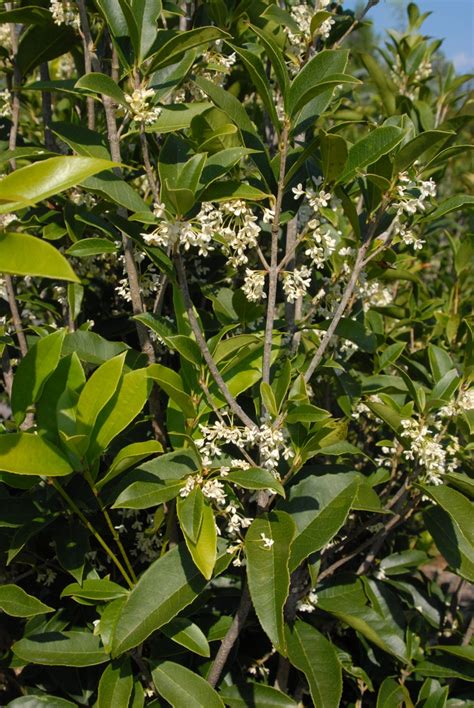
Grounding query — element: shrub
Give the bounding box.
[0,1,473,705]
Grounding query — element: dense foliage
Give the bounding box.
[0,0,473,705]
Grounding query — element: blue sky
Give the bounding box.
[343,0,474,72]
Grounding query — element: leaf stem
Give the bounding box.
[262,123,289,388]
[83,469,138,584]
[49,478,135,589]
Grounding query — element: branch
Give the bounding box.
[4,275,28,357]
[262,123,289,387]
[207,585,252,687]
[334,0,381,49]
[174,252,255,429]
[39,63,57,151]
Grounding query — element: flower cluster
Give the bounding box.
[0,88,12,119]
[296,589,319,613]
[393,172,437,250]
[242,269,267,302]
[400,418,460,485]
[195,420,293,474]
[125,87,162,125]
[282,265,312,303]
[438,388,474,418]
[288,1,335,62]
[49,0,80,30]
[0,25,12,57]
[143,200,261,265]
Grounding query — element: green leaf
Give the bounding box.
[112,543,228,655]
[376,677,406,707]
[428,344,454,382]
[200,180,269,202]
[0,433,74,476]
[260,382,278,417]
[130,0,162,62]
[424,505,474,582]
[225,467,285,497]
[61,579,128,602]
[337,127,404,184]
[219,682,297,708]
[280,473,358,571]
[177,487,204,542]
[75,353,127,451]
[98,440,163,489]
[97,657,133,708]
[226,43,280,128]
[54,524,90,583]
[12,631,109,667]
[421,484,474,546]
[285,620,342,708]
[148,363,196,418]
[6,696,76,708]
[245,511,296,653]
[427,195,474,220]
[62,331,128,365]
[320,131,348,184]
[183,501,217,580]
[151,660,224,707]
[0,232,79,282]
[393,130,453,173]
[112,478,184,510]
[288,49,349,117]
[17,22,75,75]
[147,27,230,72]
[75,72,127,106]
[146,102,212,132]
[11,329,66,426]
[0,156,116,213]
[0,584,54,617]
[161,617,210,657]
[359,52,397,115]
[88,368,152,460]
[194,77,275,190]
[66,238,118,258]
[249,25,290,97]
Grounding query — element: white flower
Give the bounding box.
[316,17,335,41]
[242,269,267,302]
[0,88,12,119]
[296,590,319,613]
[180,474,203,498]
[49,0,80,30]
[260,533,274,549]
[202,478,227,505]
[125,87,162,124]
[282,265,312,303]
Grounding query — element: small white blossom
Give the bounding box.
[282,265,312,303]
[49,0,80,29]
[242,269,266,302]
[125,87,162,124]
[0,88,12,119]
[260,533,274,549]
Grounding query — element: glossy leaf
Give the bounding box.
[337,126,404,184]
[285,621,342,708]
[75,72,127,106]
[0,433,74,476]
[11,329,66,426]
[112,543,226,655]
[288,49,349,116]
[161,617,210,657]
[245,512,296,653]
[98,440,164,489]
[225,467,285,497]
[0,232,79,282]
[97,657,133,708]
[177,487,204,542]
[151,660,224,707]
[12,631,109,667]
[0,156,116,213]
[0,584,54,617]
[219,682,297,708]
[183,501,217,580]
[61,579,128,602]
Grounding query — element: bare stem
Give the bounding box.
[334,0,381,49]
[262,124,289,387]
[207,585,252,688]
[4,275,28,357]
[39,63,56,150]
[84,470,138,584]
[50,478,135,589]
[174,252,255,429]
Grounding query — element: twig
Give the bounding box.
[174,252,255,429]
[76,0,96,129]
[334,0,381,49]
[262,123,289,387]
[8,23,21,163]
[50,478,135,588]
[39,63,56,150]
[207,585,252,687]
[4,275,27,357]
